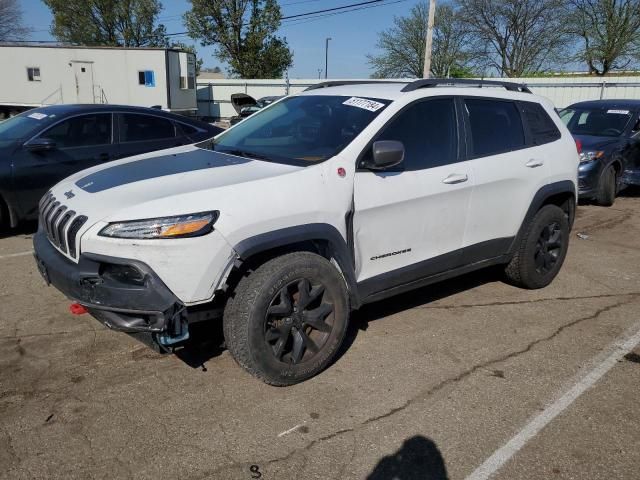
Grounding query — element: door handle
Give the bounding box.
[442,173,469,184]
[525,159,544,168]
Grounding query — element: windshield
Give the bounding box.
[208,95,390,166]
[0,110,60,145]
[560,107,633,137]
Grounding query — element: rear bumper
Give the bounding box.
[33,230,186,336]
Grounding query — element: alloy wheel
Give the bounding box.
[264,278,335,365]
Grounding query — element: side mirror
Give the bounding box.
[24,137,56,152]
[362,140,405,170]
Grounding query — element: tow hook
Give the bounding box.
[69,303,88,315]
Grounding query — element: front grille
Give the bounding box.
[39,193,88,259]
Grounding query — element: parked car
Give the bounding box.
[229,93,283,125]
[559,99,640,206]
[0,104,223,229]
[33,79,578,385]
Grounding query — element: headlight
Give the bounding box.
[99,211,219,239]
[579,150,604,164]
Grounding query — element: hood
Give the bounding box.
[49,144,302,225]
[572,134,619,151]
[230,93,257,115]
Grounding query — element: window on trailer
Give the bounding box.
[27,67,41,82]
[138,71,155,87]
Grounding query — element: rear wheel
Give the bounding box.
[504,205,570,289]
[223,252,349,386]
[596,165,616,207]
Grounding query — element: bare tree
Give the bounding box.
[0,0,30,41]
[568,0,640,75]
[367,1,474,78]
[458,0,569,77]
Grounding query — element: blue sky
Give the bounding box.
[20,0,423,79]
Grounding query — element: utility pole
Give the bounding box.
[423,0,436,78]
[325,37,332,79]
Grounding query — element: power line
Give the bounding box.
[281,0,385,20]
[281,0,410,27]
[17,0,410,43]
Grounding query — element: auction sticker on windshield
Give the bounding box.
[607,109,630,115]
[343,97,385,112]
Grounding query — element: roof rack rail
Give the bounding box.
[305,80,406,91]
[401,78,531,93]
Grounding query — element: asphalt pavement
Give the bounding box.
[1,190,639,480]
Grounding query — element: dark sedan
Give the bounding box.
[560,100,640,206]
[0,105,222,228]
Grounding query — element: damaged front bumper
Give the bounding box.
[33,230,188,345]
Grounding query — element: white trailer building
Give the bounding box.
[0,45,197,116]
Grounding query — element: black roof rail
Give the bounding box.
[305,80,406,91]
[401,78,531,93]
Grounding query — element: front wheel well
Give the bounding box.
[611,160,623,175]
[218,239,357,312]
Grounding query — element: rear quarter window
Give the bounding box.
[465,98,525,157]
[520,101,561,146]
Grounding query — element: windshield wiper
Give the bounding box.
[217,148,273,161]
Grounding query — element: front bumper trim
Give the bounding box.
[33,230,185,335]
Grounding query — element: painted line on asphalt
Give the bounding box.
[278,422,306,438]
[465,320,640,480]
[0,250,33,260]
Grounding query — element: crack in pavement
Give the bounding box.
[0,328,100,341]
[415,292,639,311]
[198,295,637,476]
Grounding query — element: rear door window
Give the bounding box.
[40,114,112,148]
[464,98,525,157]
[120,114,176,143]
[520,101,561,145]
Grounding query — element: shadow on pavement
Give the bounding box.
[333,266,504,365]
[367,435,449,480]
[619,185,640,197]
[172,320,226,371]
[0,220,37,239]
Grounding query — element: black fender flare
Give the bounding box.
[509,180,577,255]
[233,223,360,308]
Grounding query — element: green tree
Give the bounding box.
[43,0,168,47]
[567,0,640,75]
[184,0,293,78]
[367,1,474,78]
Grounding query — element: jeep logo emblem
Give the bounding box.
[64,190,75,199]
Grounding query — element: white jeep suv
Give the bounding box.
[33,79,579,385]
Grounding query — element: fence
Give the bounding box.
[196,76,640,119]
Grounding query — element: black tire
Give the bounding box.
[223,252,349,386]
[504,204,570,289]
[0,197,9,233]
[596,165,616,207]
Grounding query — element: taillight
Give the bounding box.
[575,138,582,154]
